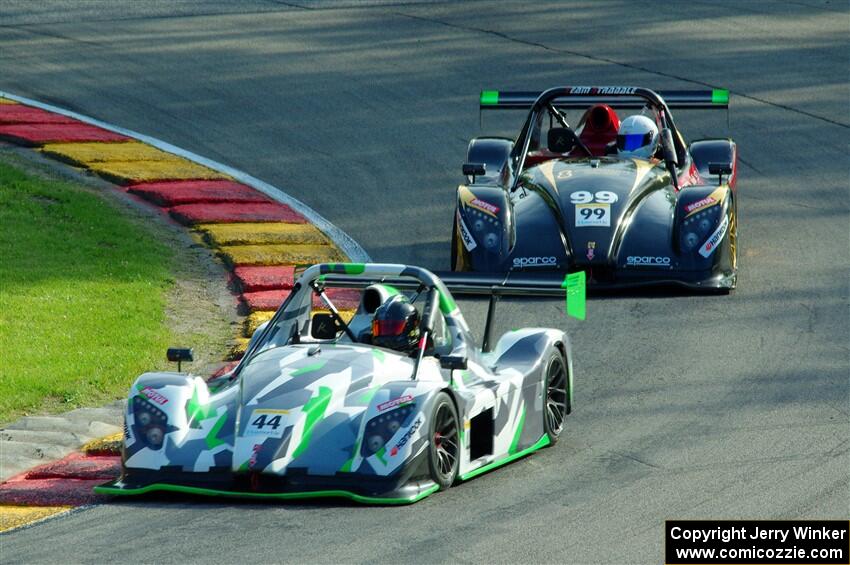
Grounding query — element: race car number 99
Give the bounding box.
[570,190,618,204]
[575,203,610,227]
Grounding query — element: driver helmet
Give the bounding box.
[371,295,420,354]
[616,115,659,159]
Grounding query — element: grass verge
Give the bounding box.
[0,152,229,424]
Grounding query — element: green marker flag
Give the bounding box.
[563,271,586,320]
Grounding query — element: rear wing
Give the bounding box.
[321,270,585,317]
[318,271,582,298]
[479,87,730,110]
[319,270,586,352]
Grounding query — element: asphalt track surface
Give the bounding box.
[1,2,847,563]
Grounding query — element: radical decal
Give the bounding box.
[513,256,557,268]
[699,215,729,258]
[586,241,596,261]
[140,386,168,406]
[245,409,289,439]
[575,203,610,227]
[457,210,477,251]
[377,395,414,412]
[627,256,672,266]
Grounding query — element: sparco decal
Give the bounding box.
[470,198,499,216]
[513,256,557,268]
[457,211,477,251]
[378,395,413,412]
[626,256,672,266]
[140,386,168,405]
[390,416,422,455]
[699,215,729,258]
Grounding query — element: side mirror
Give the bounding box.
[708,162,733,186]
[440,355,468,371]
[660,128,678,167]
[462,162,486,182]
[166,347,193,372]
[310,313,339,340]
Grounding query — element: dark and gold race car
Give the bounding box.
[452,86,738,292]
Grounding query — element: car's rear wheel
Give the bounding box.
[544,352,568,444]
[428,392,459,489]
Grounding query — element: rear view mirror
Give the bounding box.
[166,347,193,372]
[708,162,733,176]
[660,128,678,167]
[708,162,733,185]
[440,355,468,370]
[462,162,486,182]
[547,127,577,153]
[310,313,339,340]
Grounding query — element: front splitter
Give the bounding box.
[94,480,439,505]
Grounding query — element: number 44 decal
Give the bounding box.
[569,190,618,204]
[246,409,289,438]
[252,414,282,430]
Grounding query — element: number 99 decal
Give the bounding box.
[570,190,618,204]
[575,203,611,227]
[579,207,606,221]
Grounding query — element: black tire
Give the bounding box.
[427,392,460,490]
[543,352,568,444]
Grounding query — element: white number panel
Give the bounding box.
[245,409,289,438]
[575,203,610,227]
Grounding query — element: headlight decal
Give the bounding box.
[681,203,722,253]
[131,395,170,450]
[360,404,416,458]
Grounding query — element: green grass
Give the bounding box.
[0,158,176,424]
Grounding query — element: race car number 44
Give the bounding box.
[246,409,289,438]
[575,203,610,227]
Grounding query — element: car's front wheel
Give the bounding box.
[427,392,459,489]
[543,352,568,444]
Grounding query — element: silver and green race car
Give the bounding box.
[96,263,574,504]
